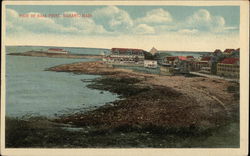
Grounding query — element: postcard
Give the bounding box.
[1,1,249,156]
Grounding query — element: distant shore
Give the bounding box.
[8,51,103,59]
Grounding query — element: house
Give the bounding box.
[217,58,239,78]
[160,64,174,75]
[149,47,158,55]
[163,56,187,67]
[223,49,235,55]
[163,56,178,66]
[186,56,194,61]
[200,67,211,74]
[144,60,158,68]
[191,56,211,71]
[47,48,68,54]
[105,48,145,64]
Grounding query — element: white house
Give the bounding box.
[144,60,158,68]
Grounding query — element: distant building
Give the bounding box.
[217,58,239,78]
[144,60,158,68]
[163,56,187,67]
[192,56,211,71]
[47,48,68,54]
[105,48,145,64]
[149,47,158,55]
[160,64,174,75]
[163,56,178,66]
[223,49,235,55]
[200,67,211,74]
[186,56,194,61]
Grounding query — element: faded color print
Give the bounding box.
[2,2,247,155]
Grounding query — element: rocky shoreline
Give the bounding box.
[49,61,239,131]
[6,61,239,148]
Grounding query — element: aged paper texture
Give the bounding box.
[1,1,249,156]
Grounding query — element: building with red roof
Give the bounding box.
[177,56,187,61]
[217,57,239,78]
[187,56,194,59]
[163,56,181,67]
[200,56,212,61]
[220,58,239,64]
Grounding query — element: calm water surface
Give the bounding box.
[6,55,118,117]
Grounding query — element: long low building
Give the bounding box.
[105,48,145,64]
[217,57,239,78]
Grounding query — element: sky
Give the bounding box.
[5,5,240,52]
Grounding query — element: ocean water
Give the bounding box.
[5,47,118,117]
[5,45,109,55]
[159,51,211,58]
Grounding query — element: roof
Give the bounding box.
[165,56,187,61]
[48,48,64,51]
[149,47,158,54]
[234,48,240,53]
[177,56,187,61]
[224,49,235,53]
[220,58,239,64]
[201,56,211,61]
[111,48,144,55]
[165,56,177,61]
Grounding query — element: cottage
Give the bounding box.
[160,64,174,75]
[144,60,158,68]
[163,56,178,66]
[105,48,145,64]
[217,58,239,78]
[163,56,187,67]
[192,56,211,71]
[186,56,194,61]
[47,48,68,54]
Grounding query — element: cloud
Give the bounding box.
[178,29,198,34]
[6,9,78,34]
[6,6,239,48]
[92,6,133,32]
[184,9,228,33]
[135,8,172,25]
[54,11,107,34]
[6,9,108,36]
[133,24,155,35]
